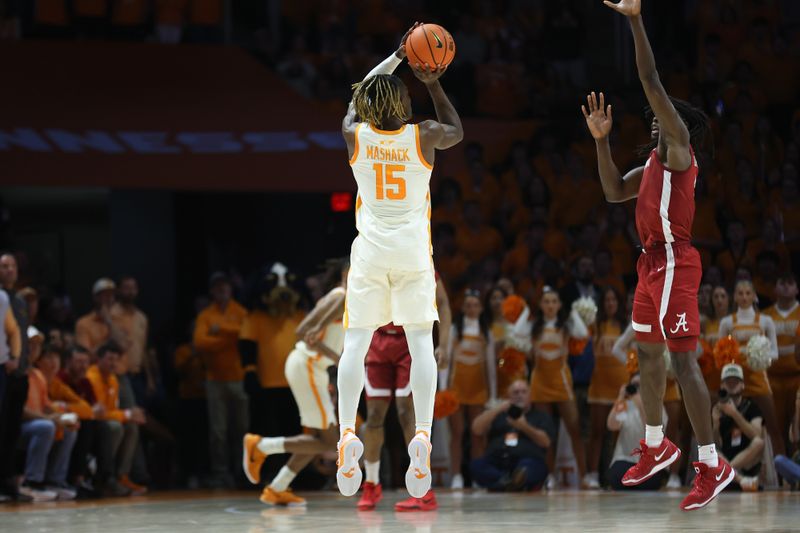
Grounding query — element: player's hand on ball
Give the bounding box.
[396,22,421,59]
[603,0,641,17]
[412,63,446,85]
[582,91,613,140]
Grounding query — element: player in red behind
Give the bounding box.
[583,0,733,511]
[358,274,451,512]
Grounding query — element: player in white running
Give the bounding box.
[337,23,463,499]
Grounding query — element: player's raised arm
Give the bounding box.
[342,23,420,153]
[582,91,643,202]
[605,0,691,170]
[414,64,464,152]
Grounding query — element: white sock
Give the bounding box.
[645,425,664,448]
[257,437,285,455]
[337,327,375,439]
[405,324,437,436]
[365,460,380,484]
[698,443,719,468]
[269,465,296,492]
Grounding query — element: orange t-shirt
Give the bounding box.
[193,300,248,382]
[49,377,94,420]
[75,312,110,356]
[174,343,206,399]
[86,365,127,422]
[26,368,52,414]
[456,225,503,262]
[240,310,305,388]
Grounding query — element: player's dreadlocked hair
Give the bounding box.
[637,96,713,157]
[351,74,409,128]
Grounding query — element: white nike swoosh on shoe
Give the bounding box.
[654,448,667,461]
[622,449,681,485]
[715,466,727,482]
[684,466,735,510]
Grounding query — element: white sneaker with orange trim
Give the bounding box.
[405,431,432,498]
[336,429,364,497]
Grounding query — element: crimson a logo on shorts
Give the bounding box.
[670,312,689,334]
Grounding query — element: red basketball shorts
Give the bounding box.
[632,242,701,352]
[365,329,411,399]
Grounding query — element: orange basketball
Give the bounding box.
[405,23,456,69]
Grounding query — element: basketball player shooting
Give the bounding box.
[336,23,463,499]
[582,0,733,510]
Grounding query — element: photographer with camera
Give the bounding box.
[713,363,764,492]
[606,373,669,490]
[470,379,556,491]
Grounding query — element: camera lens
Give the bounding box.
[718,389,728,400]
[625,383,638,395]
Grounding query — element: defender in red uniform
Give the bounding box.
[583,0,733,511]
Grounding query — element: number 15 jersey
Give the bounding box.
[349,123,433,272]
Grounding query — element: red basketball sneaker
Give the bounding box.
[394,490,438,512]
[357,482,383,511]
[680,459,734,511]
[621,438,682,486]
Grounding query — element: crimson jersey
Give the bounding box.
[635,148,698,248]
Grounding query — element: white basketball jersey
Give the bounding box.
[349,123,433,271]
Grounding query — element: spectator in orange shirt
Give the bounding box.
[21,341,80,501]
[502,222,545,281]
[745,218,790,274]
[455,201,504,263]
[75,278,129,358]
[239,264,305,480]
[86,342,147,496]
[753,251,780,308]
[111,276,149,404]
[594,249,627,300]
[716,220,750,287]
[58,344,124,496]
[194,272,248,488]
[433,223,471,295]
[431,178,466,232]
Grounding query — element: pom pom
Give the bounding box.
[502,295,527,323]
[568,337,589,356]
[433,390,460,419]
[745,334,772,371]
[498,348,527,378]
[626,349,639,375]
[713,336,743,369]
[571,296,598,326]
[697,339,716,377]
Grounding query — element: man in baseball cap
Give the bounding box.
[714,363,764,492]
[75,278,121,357]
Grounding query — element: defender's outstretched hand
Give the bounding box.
[412,63,446,85]
[603,0,641,17]
[582,91,613,140]
[396,22,421,59]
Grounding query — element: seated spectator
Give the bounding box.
[713,364,764,492]
[606,373,669,491]
[470,380,555,491]
[21,340,80,501]
[60,344,131,496]
[774,389,800,486]
[86,341,147,496]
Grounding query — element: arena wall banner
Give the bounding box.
[0,42,536,192]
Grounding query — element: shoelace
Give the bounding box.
[630,447,646,458]
[691,466,705,491]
